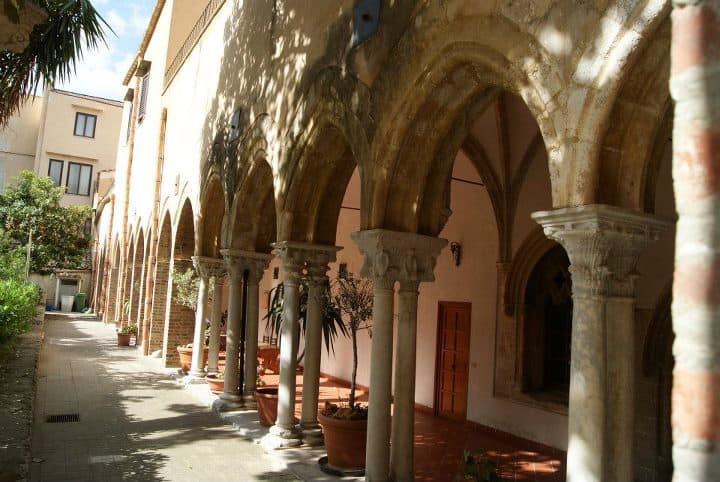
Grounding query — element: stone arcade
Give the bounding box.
[91,1,720,481]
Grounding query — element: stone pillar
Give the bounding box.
[391,280,420,481]
[218,250,245,409]
[207,273,225,375]
[189,257,225,379]
[670,2,720,480]
[264,242,305,449]
[533,205,668,482]
[353,229,447,481]
[299,246,340,446]
[241,253,272,407]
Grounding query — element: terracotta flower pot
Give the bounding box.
[205,374,224,394]
[117,333,131,346]
[318,412,367,470]
[177,346,209,373]
[255,387,279,426]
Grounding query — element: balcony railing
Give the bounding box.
[163,0,226,91]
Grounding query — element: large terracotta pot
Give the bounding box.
[318,412,367,470]
[255,387,279,426]
[177,346,209,373]
[117,333,131,346]
[205,374,224,394]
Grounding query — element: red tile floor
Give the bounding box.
[260,370,566,481]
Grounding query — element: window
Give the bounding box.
[66,162,93,196]
[138,73,149,120]
[522,245,572,404]
[74,112,97,138]
[48,159,63,186]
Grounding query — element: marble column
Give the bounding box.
[533,205,668,482]
[189,256,211,379]
[353,229,447,482]
[391,280,420,482]
[241,253,272,407]
[193,257,225,376]
[217,249,245,410]
[264,241,305,449]
[299,246,340,446]
[207,273,225,375]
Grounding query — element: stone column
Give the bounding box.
[670,2,720,480]
[353,229,447,481]
[299,246,340,446]
[207,273,225,375]
[241,253,272,407]
[218,249,245,410]
[190,257,225,377]
[391,280,420,481]
[533,205,668,482]
[189,256,211,379]
[263,242,306,449]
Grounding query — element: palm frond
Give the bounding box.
[1,0,113,126]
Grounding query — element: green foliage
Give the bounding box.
[0,171,92,274]
[0,231,26,280]
[330,272,373,408]
[173,268,199,311]
[119,324,137,335]
[0,277,40,344]
[264,281,349,356]
[1,0,111,125]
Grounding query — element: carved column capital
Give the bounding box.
[532,204,671,298]
[192,256,227,280]
[220,249,271,283]
[351,229,448,289]
[272,241,341,285]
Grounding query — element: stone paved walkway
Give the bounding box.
[29,315,317,482]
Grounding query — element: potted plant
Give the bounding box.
[318,272,373,471]
[173,268,210,372]
[258,280,348,425]
[117,324,137,346]
[205,371,225,394]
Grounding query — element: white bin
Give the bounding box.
[61,295,75,312]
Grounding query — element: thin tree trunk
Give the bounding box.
[350,329,358,407]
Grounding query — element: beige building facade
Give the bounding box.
[93,1,720,481]
[0,89,123,205]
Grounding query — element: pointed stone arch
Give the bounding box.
[277,69,371,244]
[368,16,561,233]
[162,198,197,367]
[148,211,172,354]
[596,17,672,210]
[199,174,226,257]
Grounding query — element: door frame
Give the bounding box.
[433,301,472,419]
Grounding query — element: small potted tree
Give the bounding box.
[257,280,347,426]
[173,268,209,372]
[318,271,373,471]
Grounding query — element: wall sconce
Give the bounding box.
[450,242,462,266]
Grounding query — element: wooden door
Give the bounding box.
[434,302,471,420]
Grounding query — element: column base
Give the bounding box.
[184,370,207,384]
[261,424,302,450]
[300,423,324,446]
[242,393,257,409]
[213,392,244,412]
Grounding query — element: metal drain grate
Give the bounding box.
[45,413,80,423]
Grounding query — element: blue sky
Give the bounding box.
[56,0,155,101]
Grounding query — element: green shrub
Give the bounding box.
[0,279,40,343]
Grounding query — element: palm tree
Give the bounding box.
[1,0,110,126]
